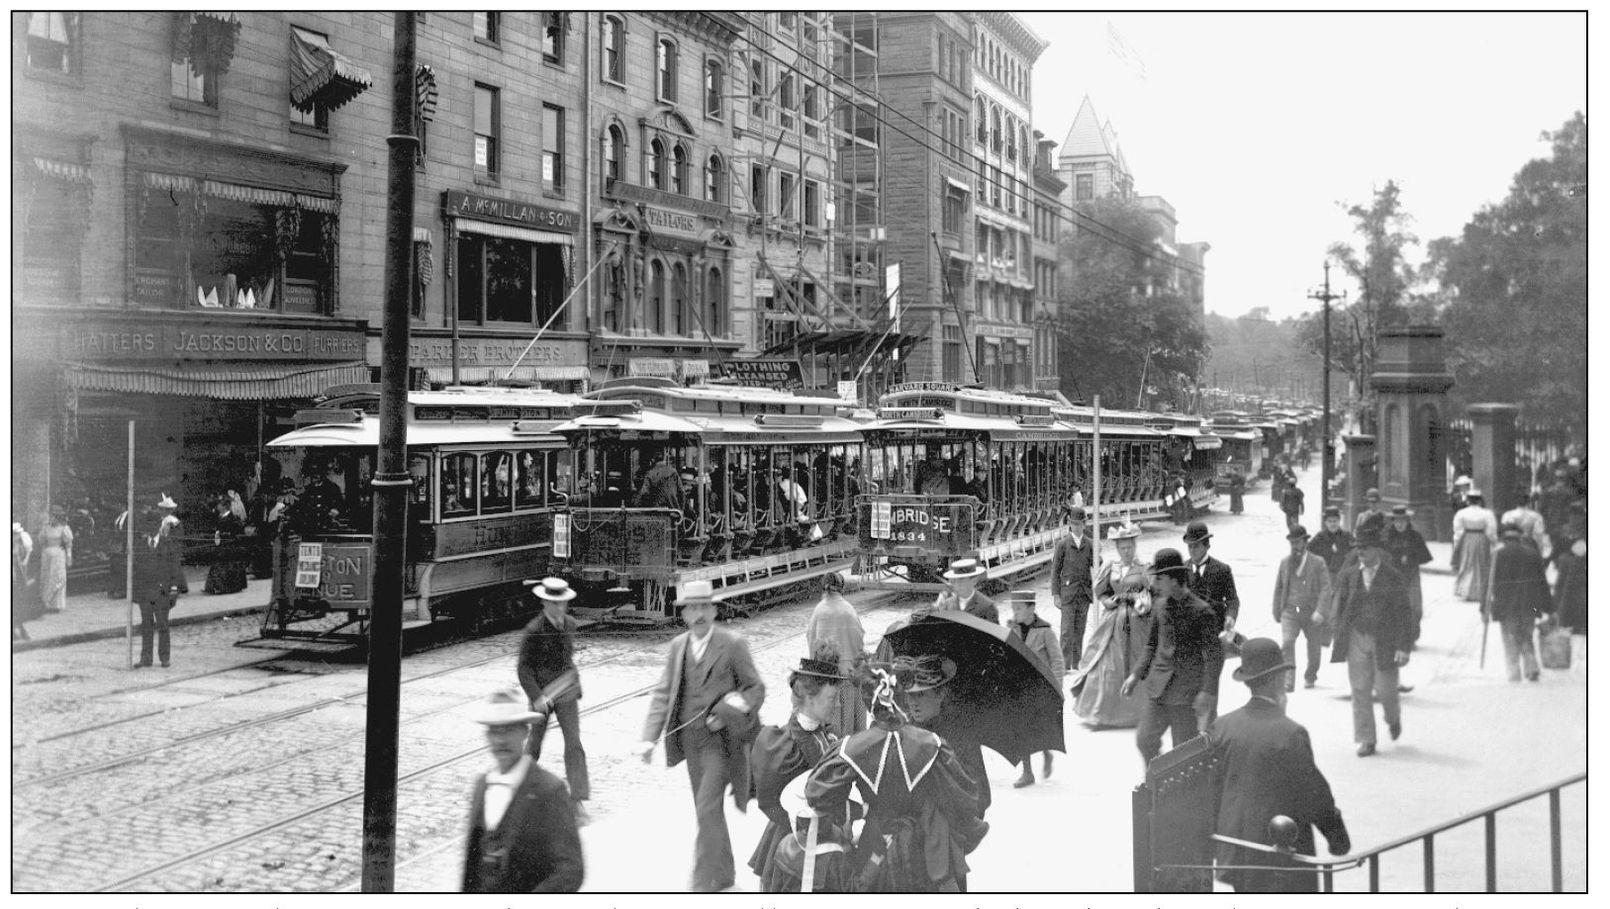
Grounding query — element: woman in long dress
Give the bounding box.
[1452,490,1498,603]
[804,573,865,736]
[1068,520,1152,728]
[35,506,74,613]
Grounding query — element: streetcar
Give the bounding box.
[257,385,636,643]
[545,377,864,623]
[1207,411,1265,490]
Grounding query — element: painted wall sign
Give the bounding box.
[407,337,586,366]
[722,357,803,390]
[62,323,366,362]
[443,190,578,233]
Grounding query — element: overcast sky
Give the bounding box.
[1019,10,1588,321]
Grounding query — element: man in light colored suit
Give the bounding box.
[1272,524,1333,692]
[636,580,766,892]
[462,689,583,893]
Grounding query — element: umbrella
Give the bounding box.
[884,610,1064,765]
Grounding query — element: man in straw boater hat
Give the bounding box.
[636,579,765,892]
[132,493,187,668]
[1272,523,1333,692]
[462,688,584,893]
[934,556,999,623]
[516,577,590,824]
[1328,514,1413,756]
[1205,638,1350,893]
[1122,548,1224,766]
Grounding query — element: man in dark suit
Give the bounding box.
[1123,548,1225,765]
[1208,638,1350,892]
[133,494,187,669]
[932,557,999,623]
[462,689,584,893]
[637,579,766,892]
[1487,522,1554,682]
[1184,521,1240,721]
[1329,515,1414,756]
[1307,506,1354,578]
[1051,505,1096,670]
[516,577,589,823]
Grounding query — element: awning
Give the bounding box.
[415,63,438,124]
[64,361,369,400]
[141,172,337,212]
[32,156,91,185]
[173,12,242,78]
[454,218,574,246]
[758,328,924,358]
[290,28,373,113]
[423,365,589,384]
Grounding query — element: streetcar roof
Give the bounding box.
[266,417,565,449]
[552,409,864,442]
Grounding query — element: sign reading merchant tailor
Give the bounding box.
[62,322,367,361]
[442,190,578,233]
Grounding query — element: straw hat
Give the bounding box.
[941,557,984,580]
[470,687,546,727]
[524,576,577,602]
[675,578,717,606]
[1106,519,1141,540]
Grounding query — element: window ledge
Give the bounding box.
[23,68,82,89]
[291,122,330,140]
[601,76,626,90]
[473,174,501,188]
[474,36,501,51]
[170,98,220,117]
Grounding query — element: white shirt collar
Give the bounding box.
[484,754,532,829]
[486,753,531,789]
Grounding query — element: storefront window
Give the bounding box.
[456,233,567,327]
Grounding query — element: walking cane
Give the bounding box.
[1479,598,1490,669]
[799,812,822,894]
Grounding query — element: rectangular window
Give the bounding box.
[455,233,567,327]
[171,54,221,108]
[975,221,988,258]
[656,37,678,102]
[542,12,565,64]
[24,12,77,75]
[943,324,963,383]
[705,60,723,119]
[542,104,565,192]
[474,83,499,177]
[804,180,821,228]
[602,15,623,83]
[779,172,797,219]
[289,27,330,131]
[473,11,499,44]
[943,187,965,234]
[750,164,768,214]
[1076,172,1094,201]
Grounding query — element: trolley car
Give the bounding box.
[258,385,635,643]
[546,378,864,623]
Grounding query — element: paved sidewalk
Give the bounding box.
[11,565,270,653]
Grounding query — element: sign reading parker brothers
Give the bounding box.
[63,323,366,361]
[443,190,578,233]
[721,357,804,390]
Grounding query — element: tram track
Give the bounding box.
[80,590,909,893]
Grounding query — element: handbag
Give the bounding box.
[1539,617,1572,670]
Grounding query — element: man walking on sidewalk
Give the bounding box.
[1050,505,1095,669]
[1184,520,1241,722]
[1272,524,1332,691]
[1328,516,1413,756]
[1486,523,1554,682]
[1123,548,1224,765]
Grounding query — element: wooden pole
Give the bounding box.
[126,420,135,669]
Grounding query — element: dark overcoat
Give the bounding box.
[1328,561,1414,671]
[462,764,584,892]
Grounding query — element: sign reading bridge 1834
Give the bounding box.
[864,498,977,552]
[722,357,804,390]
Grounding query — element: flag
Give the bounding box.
[1105,21,1148,81]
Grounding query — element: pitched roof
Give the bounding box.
[1059,95,1114,161]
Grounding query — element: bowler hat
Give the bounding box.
[524,576,577,602]
[1182,521,1212,545]
[470,687,547,727]
[1286,524,1310,541]
[942,557,985,580]
[1233,637,1295,684]
[1322,505,1341,519]
[1066,505,1087,522]
[897,654,957,693]
[674,578,717,606]
[1149,547,1191,579]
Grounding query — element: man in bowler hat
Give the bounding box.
[637,579,766,892]
[1050,505,1096,668]
[1207,638,1350,892]
[1122,548,1225,765]
[1272,524,1333,691]
[1328,515,1413,756]
[462,689,584,892]
[1184,520,1241,721]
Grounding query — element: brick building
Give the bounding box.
[1030,130,1065,391]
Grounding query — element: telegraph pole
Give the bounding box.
[1307,262,1345,506]
[362,10,417,892]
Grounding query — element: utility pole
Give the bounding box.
[1308,261,1345,507]
[362,10,417,892]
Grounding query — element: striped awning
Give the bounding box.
[141,173,336,212]
[454,218,574,246]
[32,156,91,186]
[63,361,369,400]
[290,27,373,113]
[423,365,588,384]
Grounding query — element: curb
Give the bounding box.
[11,605,268,654]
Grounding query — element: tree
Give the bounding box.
[1432,112,1586,438]
[1055,198,1206,411]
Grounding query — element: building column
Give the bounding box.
[1342,433,1376,530]
[1468,403,1521,515]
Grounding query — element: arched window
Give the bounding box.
[704,60,723,119]
[672,262,688,336]
[974,96,987,144]
[649,260,666,334]
[705,267,724,336]
[671,143,688,195]
[750,59,764,118]
[990,105,1002,154]
[601,15,624,83]
[649,137,667,189]
[603,123,625,186]
[704,153,725,203]
[656,37,678,102]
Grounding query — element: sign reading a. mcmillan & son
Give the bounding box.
[721,358,804,390]
[442,190,579,233]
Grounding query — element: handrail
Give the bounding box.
[1160,770,1585,892]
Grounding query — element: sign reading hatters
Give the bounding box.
[62,323,367,361]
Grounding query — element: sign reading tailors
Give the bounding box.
[722,358,804,390]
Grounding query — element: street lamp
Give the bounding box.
[1307,262,1345,504]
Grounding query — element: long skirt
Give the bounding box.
[1069,602,1150,728]
[1453,533,1492,603]
[830,680,866,738]
[39,548,68,612]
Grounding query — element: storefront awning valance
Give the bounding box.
[455,218,574,246]
[32,156,91,186]
[173,12,243,78]
[424,365,588,384]
[141,172,337,213]
[64,361,369,400]
[290,28,373,113]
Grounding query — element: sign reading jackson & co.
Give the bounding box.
[443,190,578,233]
[62,322,366,361]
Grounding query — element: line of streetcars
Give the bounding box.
[259,380,1229,642]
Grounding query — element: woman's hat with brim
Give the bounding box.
[1390,505,1413,518]
[48,505,67,519]
[1106,519,1141,540]
[942,557,985,580]
[792,656,847,681]
[896,654,957,693]
[1465,489,1484,502]
[156,493,179,509]
[1455,475,1473,487]
[1233,637,1294,683]
[674,578,717,606]
[524,576,577,602]
[470,687,547,727]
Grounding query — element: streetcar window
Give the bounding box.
[442,453,477,518]
[516,450,543,510]
[482,451,513,513]
[409,454,432,519]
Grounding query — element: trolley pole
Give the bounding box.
[1307,262,1345,508]
[362,10,418,893]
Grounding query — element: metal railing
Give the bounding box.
[1161,771,1585,892]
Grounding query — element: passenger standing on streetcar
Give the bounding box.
[516,577,590,825]
[635,449,685,512]
[1050,505,1096,669]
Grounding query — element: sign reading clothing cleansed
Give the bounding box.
[722,358,804,390]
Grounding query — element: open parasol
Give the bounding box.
[884,609,1064,765]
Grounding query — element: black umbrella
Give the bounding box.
[884,610,1064,765]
